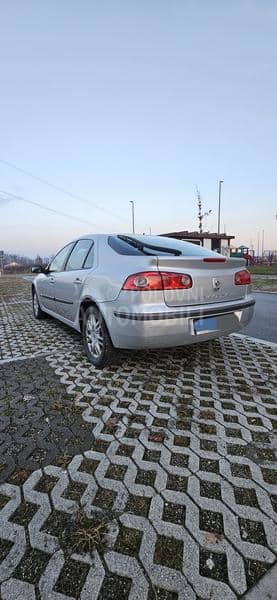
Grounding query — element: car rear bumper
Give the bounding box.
[107,297,255,349]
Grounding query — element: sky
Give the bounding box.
[0,0,276,257]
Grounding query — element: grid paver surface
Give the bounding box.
[0,276,276,599]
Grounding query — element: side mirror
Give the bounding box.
[31,266,42,273]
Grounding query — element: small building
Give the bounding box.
[160,231,235,256]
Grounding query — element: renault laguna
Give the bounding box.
[31,234,255,367]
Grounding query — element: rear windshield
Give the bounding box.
[108,236,144,255]
[108,235,223,257]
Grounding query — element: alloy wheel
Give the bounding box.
[85,313,104,358]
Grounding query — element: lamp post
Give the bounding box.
[130,201,135,234]
[217,180,224,235]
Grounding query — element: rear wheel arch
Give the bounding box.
[79,298,101,330]
[81,302,114,368]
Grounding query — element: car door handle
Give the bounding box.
[74,278,82,284]
[49,277,55,283]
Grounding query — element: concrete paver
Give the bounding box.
[0,276,276,599]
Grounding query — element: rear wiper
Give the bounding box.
[118,235,182,256]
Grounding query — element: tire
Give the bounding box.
[32,287,47,319]
[82,305,114,368]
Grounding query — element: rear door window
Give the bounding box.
[65,239,93,271]
[83,243,94,269]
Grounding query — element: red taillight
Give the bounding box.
[122,271,192,291]
[203,257,226,263]
[235,269,251,285]
[160,272,192,289]
[123,272,163,291]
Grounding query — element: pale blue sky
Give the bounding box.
[0,0,276,257]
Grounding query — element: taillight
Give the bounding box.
[161,272,192,289]
[123,272,163,291]
[235,270,251,285]
[122,271,192,291]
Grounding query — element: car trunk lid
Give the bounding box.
[157,256,248,307]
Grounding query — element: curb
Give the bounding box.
[253,290,277,294]
[242,562,277,599]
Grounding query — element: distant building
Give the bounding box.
[160,231,235,256]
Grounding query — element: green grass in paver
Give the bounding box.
[154,535,183,570]
[55,558,90,598]
[239,518,266,545]
[270,495,277,512]
[135,469,156,487]
[10,502,38,527]
[116,443,135,457]
[199,509,224,534]
[225,427,242,438]
[143,449,161,463]
[98,573,132,600]
[114,525,142,556]
[170,452,189,468]
[0,538,13,561]
[230,463,252,479]
[174,435,190,447]
[0,493,9,510]
[79,457,100,474]
[43,508,109,555]
[199,423,217,435]
[166,474,188,492]
[93,488,116,510]
[163,501,185,526]
[200,439,217,452]
[261,468,277,485]
[126,494,151,518]
[199,458,220,474]
[61,480,87,502]
[35,474,58,493]
[200,480,222,500]
[244,558,271,589]
[7,468,31,486]
[234,487,259,508]
[148,588,178,600]
[106,464,127,481]
[13,548,50,584]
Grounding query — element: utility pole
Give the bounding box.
[262,229,265,257]
[217,180,223,235]
[130,201,135,234]
[0,250,4,277]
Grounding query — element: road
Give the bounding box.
[240,292,277,343]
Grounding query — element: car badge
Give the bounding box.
[213,278,222,291]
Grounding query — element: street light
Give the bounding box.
[130,201,135,234]
[217,180,224,235]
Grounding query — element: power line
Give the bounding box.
[0,190,96,228]
[0,158,126,222]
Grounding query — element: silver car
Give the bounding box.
[32,234,255,367]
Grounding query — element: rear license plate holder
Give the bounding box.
[194,316,218,334]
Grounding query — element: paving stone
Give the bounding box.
[0,275,276,598]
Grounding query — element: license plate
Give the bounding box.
[194,316,217,334]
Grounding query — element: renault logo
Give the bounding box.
[213,278,222,291]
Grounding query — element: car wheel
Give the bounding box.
[83,305,114,368]
[32,288,46,319]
